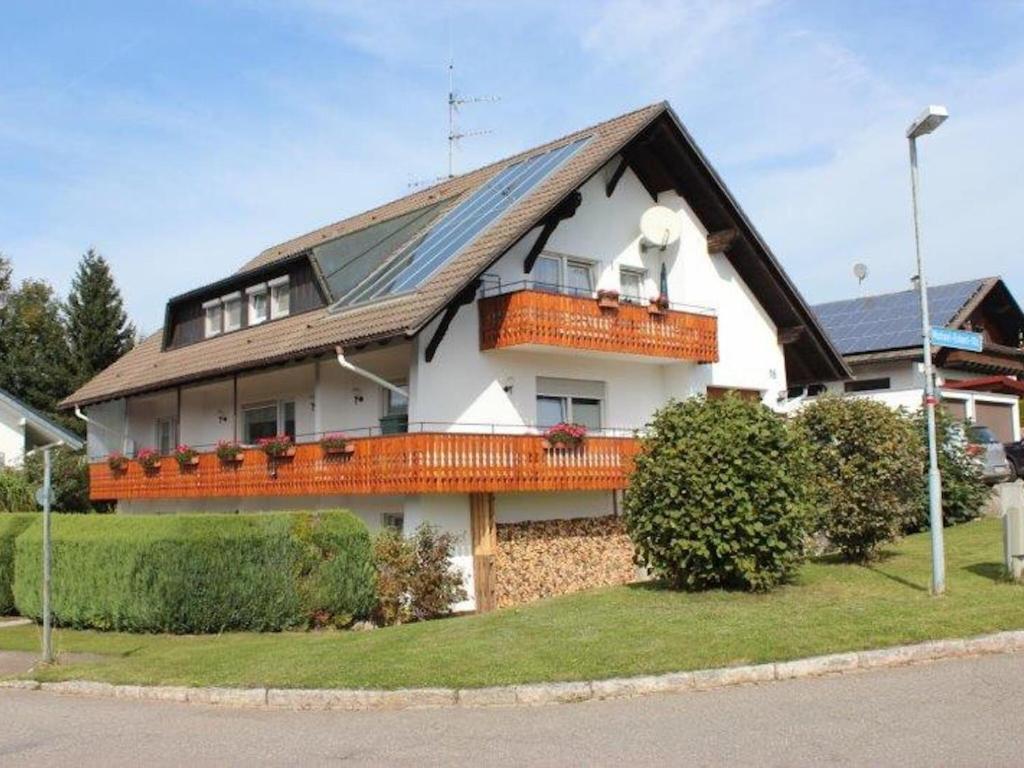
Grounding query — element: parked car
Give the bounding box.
[966,425,1014,484]
[1004,438,1024,480]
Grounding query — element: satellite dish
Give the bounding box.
[853,263,868,284]
[639,206,681,251]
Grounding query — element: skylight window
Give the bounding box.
[333,136,591,309]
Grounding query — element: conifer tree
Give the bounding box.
[64,248,135,388]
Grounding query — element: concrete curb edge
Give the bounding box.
[3,630,1023,711]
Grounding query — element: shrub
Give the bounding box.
[794,397,923,562]
[624,395,809,592]
[13,511,374,632]
[0,514,35,614]
[23,446,95,513]
[0,470,34,513]
[905,408,990,530]
[372,523,466,625]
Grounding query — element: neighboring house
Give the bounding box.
[60,102,848,610]
[810,277,1024,443]
[0,389,83,467]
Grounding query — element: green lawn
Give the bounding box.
[2,519,1022,690]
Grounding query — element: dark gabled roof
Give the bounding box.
[61,101,848,407]
[0,388,83,449]
[812,278,991,356]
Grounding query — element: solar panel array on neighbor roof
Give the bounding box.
[812,278,986,356]
[333,136,591,308]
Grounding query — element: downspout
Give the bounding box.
[74,405,122,457]
[335,346,409,399]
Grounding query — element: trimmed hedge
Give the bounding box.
[0,514,36,615]
[13,511,375,633]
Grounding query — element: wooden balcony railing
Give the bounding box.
[89,433,641,502]
[478,289,718,362]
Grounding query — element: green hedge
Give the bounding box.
[0,514,36,615]
[13,511,375,633]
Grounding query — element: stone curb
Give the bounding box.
[3,629,1023,712]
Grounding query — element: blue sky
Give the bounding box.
[3,1,1023,332]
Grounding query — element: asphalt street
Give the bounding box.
[2,653,1023,766]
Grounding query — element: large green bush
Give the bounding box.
[13,511,375,632]
[908,407,989,530]
[0,514,35,614]
[624,395,810,592]
[0,470,34,513]
[794,397,922,561]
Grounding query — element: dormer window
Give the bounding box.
[202,299,223,338]
[269,276,290,319]
[246,283,268,325]
[222,291,242,332]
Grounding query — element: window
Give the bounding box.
[246,284,268,325]
[269,276,290,319]
[381,513,404,534]
[242,401,295,443]
[536,377,605,431]
[844,377,891,393]
[222,292,242,332]
[385,385,408,416]
[619,267,646,303]
[532,253,594,296]
[155,418,179,455]
[203,299,223,338]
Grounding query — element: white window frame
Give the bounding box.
[534,252,596,295]
[535,377,605,431]
[619,266,647,304]
[202,298,223,338]
[221,291,242,333]
[246,283,269,326]
[241,400,296,444]
[269,275,290,319]
[155,417,179,455]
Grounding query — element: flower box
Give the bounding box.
[648,294,670,315]
[597,289,620,309]
[321,433,356,456]
[107,453,129,473]
[136,448,161,472]
[216,440,245,463]
[542,422,587,450]
[259,435,295,459]
[174,444,199,469]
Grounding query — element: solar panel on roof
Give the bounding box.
[811,279,986,355]
[334,136,590,308]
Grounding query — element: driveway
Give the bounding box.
[2,653,1023,766]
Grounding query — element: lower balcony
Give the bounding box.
[478,287,718,362]
[89,432,641,501]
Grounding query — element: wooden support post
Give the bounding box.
[470,492,497,613]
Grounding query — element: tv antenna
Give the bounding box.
[447,58,499,178]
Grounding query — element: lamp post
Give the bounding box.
[26,441,64,662]
[907,104,949,595]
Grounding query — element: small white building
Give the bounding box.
[0,388,83,467]
[809,278,1023,442]
[61,102,849,610]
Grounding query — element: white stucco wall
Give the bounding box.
[0,403,25,466]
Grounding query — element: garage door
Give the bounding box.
[974,401,1016,444]
[940,398,967,421]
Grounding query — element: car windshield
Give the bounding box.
[968,425,998,444]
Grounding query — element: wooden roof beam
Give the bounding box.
[706,228,738,253]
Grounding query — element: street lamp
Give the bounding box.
[24,440,65,663]
[907,104,949,595]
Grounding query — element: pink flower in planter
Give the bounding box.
[258,434,294,458]
[136,447,161,471]
[215,440,244,461]
[173,444,198,467]
[107,452,129,472]
[543,422,587,448]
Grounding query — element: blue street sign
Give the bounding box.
[930,326,983,353]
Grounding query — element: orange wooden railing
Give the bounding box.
[478,289,718,362]
[89,433,641,501]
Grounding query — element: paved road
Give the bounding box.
[2,654,1024,766]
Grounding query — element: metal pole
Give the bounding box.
[909,135,946,595]
[42,447,54,662]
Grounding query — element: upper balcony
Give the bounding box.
[89,427,640,502]
[478,283,718,363]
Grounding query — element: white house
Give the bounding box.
[61,102,848,610]
[810,278,1023,443]
[0,388,83,467]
